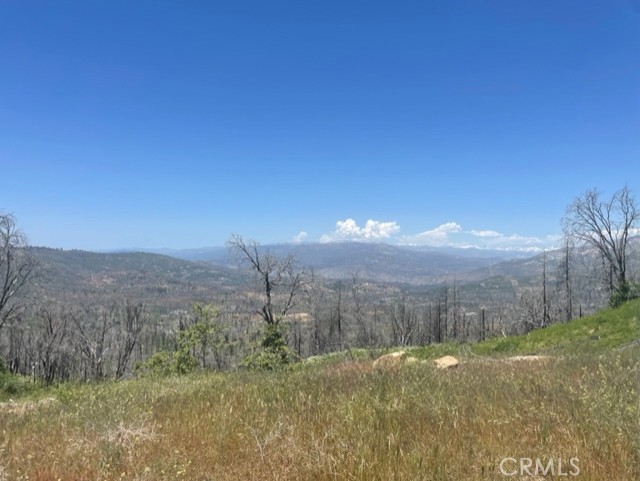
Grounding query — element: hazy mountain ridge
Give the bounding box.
[26,247,243,309]
[24,239,639,310]
[119,242,533,286]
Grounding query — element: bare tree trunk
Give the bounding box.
[563,239,573,321]
[115,301,147,379]
[563,186,639,305]
[0,214,35,331]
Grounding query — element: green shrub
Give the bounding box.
[172,347,198,374]
[1,376,21,395]
[242,323,298,370]
[0,371,36,399]
[610,281,640,308]
[135,351,173,377]
[135,349,197,377]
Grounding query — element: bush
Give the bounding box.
[1,376,21,395]
[242,323,298,370]
[135,351,173,377]
[135,349,197,377]
[610,282,640,308]
[0,370,35,399]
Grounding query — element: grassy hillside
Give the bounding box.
[1,301,638,480]
[472,298,640,355]
[401,299,640,361]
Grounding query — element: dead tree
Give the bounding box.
[227,234,305,325]
[391,295,417,347]
[350,272,371,347]
[72,306,111,380]
[559,238,574,321]
[563,186,639,304]
[329,281,344,350]
[542,250,551,327]
[0,213,35,331]
[115,301,147,379]
[33,305,70,384]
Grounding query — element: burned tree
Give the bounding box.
[114,301,148,379]
[29,305,71,384]
[227,235,305,368]
[71,306,111,380]
[391,295,417,347]
[0,213,35,331]
[563,186,639,306]
[227,234,305,325]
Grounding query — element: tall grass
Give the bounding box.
[1,346,638,480]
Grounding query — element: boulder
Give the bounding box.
[373,351,407,369]
[433,355,459,369]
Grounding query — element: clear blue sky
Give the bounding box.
[1,0,638,251]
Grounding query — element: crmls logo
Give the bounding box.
[499,457,580,477]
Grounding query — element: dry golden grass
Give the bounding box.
[0,349,638,481]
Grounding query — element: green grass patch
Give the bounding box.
[472,299,640,356]
[402,300,638,362]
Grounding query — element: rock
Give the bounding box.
[433,355,459,369]
[373,351,407,369]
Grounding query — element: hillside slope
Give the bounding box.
[472,298,640,355]
[401,299,640,361]
[26,247,243,308]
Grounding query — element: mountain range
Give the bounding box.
[25,239,638,314]
[115,242,532,285]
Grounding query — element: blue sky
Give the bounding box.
[1,0,638,251]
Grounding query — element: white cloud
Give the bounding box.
[292,231,308,243]
[469,229,502,238]
[402,222,462,246]
[320,218,400,243]
[318,218,562,252]
[479,233,552,252]
[467,231,563,252]
[401,222,560,252]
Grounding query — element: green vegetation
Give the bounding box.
[136,303,228,376]
[610,281,640,308]
[471,298,640,356]
[0,371,36,401]
[0,301,638,480]
[242,323,299,370]
[402,299,640,361]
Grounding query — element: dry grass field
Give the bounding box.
[1,301,639,481]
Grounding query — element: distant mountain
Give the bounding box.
[51,236,640,291]
[117,242,534,285]
[415,236,640,286]
[111,246,228,262]
[262,243,512,284]
[26,247,243,309]
[23,238,639,317]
